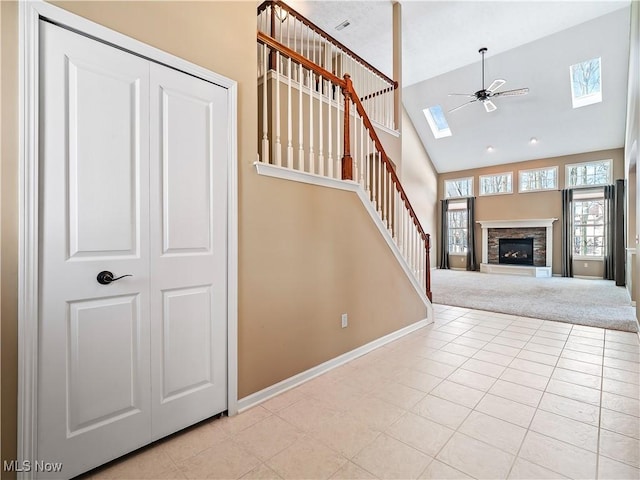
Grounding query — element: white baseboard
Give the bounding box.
[237,317,431,412]
[574,275,604,280]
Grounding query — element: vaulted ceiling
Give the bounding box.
[286,1,632,173]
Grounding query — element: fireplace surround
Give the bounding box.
[477,218,558,277]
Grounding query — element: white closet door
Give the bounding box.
[38,21,229,479]
[149,63,228,439]
[38,21,151,479]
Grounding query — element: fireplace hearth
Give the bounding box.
[499,238,534,266]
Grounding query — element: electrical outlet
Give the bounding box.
[584,262,588,268]
[341,313,348,328]
[460,257,465,263]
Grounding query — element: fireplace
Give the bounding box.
[499,238,534,266]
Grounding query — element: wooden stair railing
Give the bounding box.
[258,0,397,131]
[257,32,432,302]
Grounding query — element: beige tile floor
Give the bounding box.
[84,306,640,480]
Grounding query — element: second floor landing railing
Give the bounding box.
[258,0,397,131]
[257,32,432,301]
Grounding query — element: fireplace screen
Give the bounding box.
[499,238,534,265]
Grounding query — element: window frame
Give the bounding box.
[569,57,602,109]
[447,200,468,254]
[518,166,558,193]
[479,172,513,196]
[444,177,474,199]
[565,159,612,188]
[572,188,606,260]
[423,105,452,139]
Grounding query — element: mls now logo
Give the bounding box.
[3,460,64,473]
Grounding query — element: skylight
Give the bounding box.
[423,105,452,139]
[570,57,602,108]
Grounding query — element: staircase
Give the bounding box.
[257,0,432,302]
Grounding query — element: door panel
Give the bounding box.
[161,88,213,253]
[68,295,142,434]
[68,59,141,257]
[39,21,151,479]
[150,63,228,439]
[162,286,213,401]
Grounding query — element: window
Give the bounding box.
[444,177,473,198]
[423,105,452,139]
[479,172,513,196]
[570,57,602,108]
[573,190,605,257]
[447,202,468,254]
[566,159,612,187]
[519,166,558,192]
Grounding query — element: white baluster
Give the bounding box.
[274,51,282,167]
[327,79,333,178]
[261,43,269,164]
[308,70,314,174]
[287,57,293,168]
[318,78,324,176]
[336,87,341,178]
[298,63,304,171]
[359,119,365,187]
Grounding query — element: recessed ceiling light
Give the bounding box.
[335,20,351,31]
[530,137,538,144]
[487,146,494,152]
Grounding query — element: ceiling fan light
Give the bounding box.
[487,146,494,152]
[530,137,538,144]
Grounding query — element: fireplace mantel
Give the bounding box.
[476,218,558,276]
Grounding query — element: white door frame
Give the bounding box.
[18,2,239,476]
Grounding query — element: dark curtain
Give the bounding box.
[604,185,615,280]
[615,179,626,286]
[561,188,573,277]
[439,199,450,269]
[466,197,478,271]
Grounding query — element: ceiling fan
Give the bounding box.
[449,47,529,113]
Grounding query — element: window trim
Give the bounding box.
[572,187,605,259]
[423,105,452,139]
[565,159,612,188]
[446,200,468,254]
[479,171,514,196]
[569,57,602,109]
[518,166,559,193]
[444,177,474,199]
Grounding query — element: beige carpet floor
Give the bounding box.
[431,269,638,332]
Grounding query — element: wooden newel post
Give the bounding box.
[341,74,353,180]
[425,234,432,302]
[269,1,277,70]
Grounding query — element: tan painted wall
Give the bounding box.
[399,107,438,268]
[437,149,625,276]
[1,0,427,465]
[240,175,426,394]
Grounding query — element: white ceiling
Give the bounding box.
[285,1,632,173]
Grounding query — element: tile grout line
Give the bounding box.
[502,317,571,480]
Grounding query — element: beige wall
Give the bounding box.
[438,149,625,276]
[240,175,426,394]
[1,0,427,467]
[399,107,438,268]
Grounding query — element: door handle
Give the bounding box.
[97,271,133,285]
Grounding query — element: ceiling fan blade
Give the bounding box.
[484,100,497,113]
[492,87,529,97]
[449,99,477,113]
[487,78,506,93]
[448,93,476,97]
